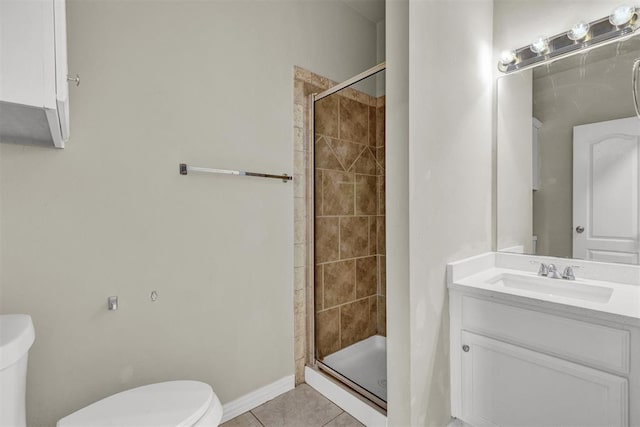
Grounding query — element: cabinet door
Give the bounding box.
[0,0,56,108]
[461,331,628,427]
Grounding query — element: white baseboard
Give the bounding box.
[221,375,295,423]
[305,367,387,427]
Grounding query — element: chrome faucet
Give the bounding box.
[562,266,575,280]
[538,263,549,277]
[547,264,562,279]
[538,262,576,280]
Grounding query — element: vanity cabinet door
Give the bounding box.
[460,331,628,427]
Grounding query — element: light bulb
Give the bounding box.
[567,21,590,41]
[499,50,517,66]
[609,4,635,26]
[530,36,549,55]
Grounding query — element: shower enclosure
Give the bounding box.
[310,63,386,409]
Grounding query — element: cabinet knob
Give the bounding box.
[462,345,470,352]
[576,225,585,233]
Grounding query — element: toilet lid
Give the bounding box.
[57,381,217,427]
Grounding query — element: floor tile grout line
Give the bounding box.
[321,410,346,427]
[225,384,367,427]
[248,410,266,427]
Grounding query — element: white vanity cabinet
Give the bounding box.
[450,290,638,427]
[0,0,69,148]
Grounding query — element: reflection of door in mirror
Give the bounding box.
[573,117,640,264]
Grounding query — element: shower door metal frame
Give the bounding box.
[306,61,387,412]
[314,62,386,101]
[317,363,388,410]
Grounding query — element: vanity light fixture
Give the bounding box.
[498,5,640,73]
[610,4,636,26]
[567,21,590,41]
[498,50,517,69]
[530,36,550,54]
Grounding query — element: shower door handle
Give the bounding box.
[632,58,640,119]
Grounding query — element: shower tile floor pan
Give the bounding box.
[321,335,387,401]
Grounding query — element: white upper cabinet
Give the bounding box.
[0,0,69,148]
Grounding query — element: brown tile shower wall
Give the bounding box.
[314,90,386,359]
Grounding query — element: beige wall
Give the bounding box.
[385,0,411,424]
[0,2,377,426]
[407,1,494,424]
[383,0,495,425]
[496,70,533,253]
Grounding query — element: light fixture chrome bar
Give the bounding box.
[179,163,292,182]
[314,62,386,101]
[499,11,640,73]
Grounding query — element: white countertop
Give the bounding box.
[448,252,640,325]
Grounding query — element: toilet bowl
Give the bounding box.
[0,314,36,427]
[57,381,223,427]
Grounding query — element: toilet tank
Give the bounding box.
[0,315,35,427]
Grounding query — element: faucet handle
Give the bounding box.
[538,263,549,276]
[547,264,562,279]
[562,266,575,280]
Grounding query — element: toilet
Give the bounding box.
[57,380,223,427]
[0,314,36,427]
[0,313,222,427]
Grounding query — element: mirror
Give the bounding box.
[497,34,640,264]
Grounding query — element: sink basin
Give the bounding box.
[486,273,614,303]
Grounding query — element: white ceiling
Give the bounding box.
[341,0,385,24]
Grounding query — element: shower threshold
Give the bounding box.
[318,335,387,408]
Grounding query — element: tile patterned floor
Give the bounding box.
[221,384,364,427]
